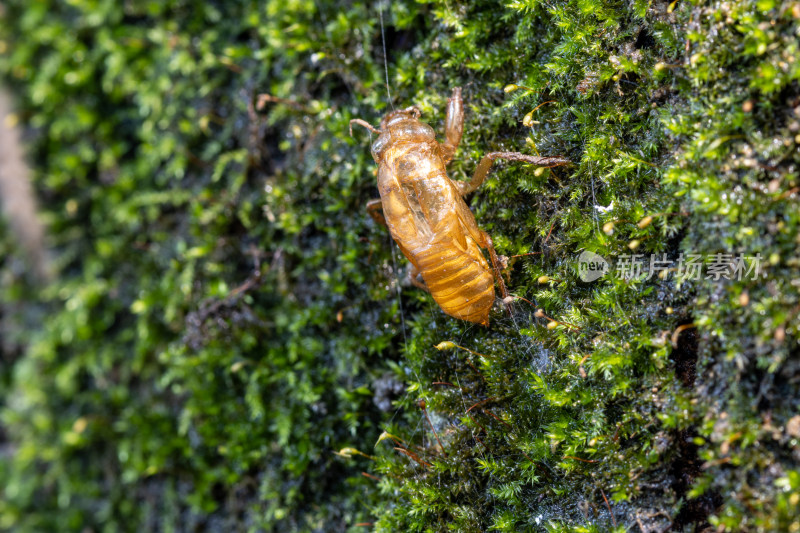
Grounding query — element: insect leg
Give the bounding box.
[440,87,464,165]
[480,231,509,300]
[349,119,382,137]
[458,152,570,196]
[366,198,388,227]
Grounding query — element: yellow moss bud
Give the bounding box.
[336,447,376,460]
[336,447,358,458]
[434,341,456,351]
[603,221,615,235]
[504,84,520,93]
[538,275,550,284]
[376,431,405,445]
[628,239,641,250]
[637,216,653,229]
[667,0,678,13]
[522,110,535,127]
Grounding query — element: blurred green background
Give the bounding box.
[0,1,798,531]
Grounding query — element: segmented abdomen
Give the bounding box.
[414,242,495,326]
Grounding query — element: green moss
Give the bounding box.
[661,3,800,531]
[0,0,798,532]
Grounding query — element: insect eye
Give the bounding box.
[400,105,421,119]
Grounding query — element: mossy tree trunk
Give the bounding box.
[0,1,798,532]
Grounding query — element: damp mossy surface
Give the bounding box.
[0,1,798,532]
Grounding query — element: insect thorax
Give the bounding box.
[370,118,437,164]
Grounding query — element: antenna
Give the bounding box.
[378,0,395,110]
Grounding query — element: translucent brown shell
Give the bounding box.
[351,88,569,325]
